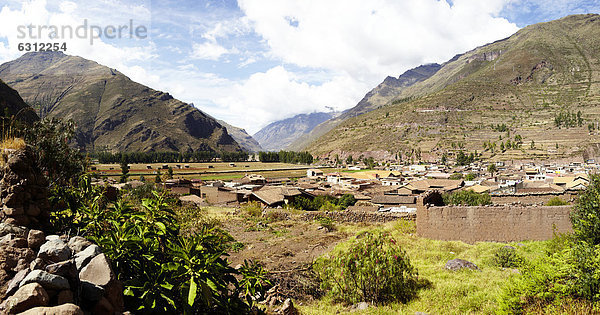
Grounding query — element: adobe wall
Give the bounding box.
[416,200,573,243]
[490,193,575,205]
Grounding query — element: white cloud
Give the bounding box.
[238,0,518,82]
[212,66,367,134]
[190,41,229,60]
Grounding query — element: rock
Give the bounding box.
[30,258,45,270]
[349,302,369,312]
[45,235,61,241]
[0,223,28,238]
[57,290,75,304]
[445,259,480,271]
[38,239,71,263]
[27,230,45,249]
[4,283,49,314]
[0,234,27,248]
[74,245,101,270]
[0,246,35,273]
[79,254,124,311]
[93,297,115,315]
[67,236,92,254]
[79,254,115,287]
[20,269,70,290]
[80,281,105,304]
[45,260,77,279]
[279,298,298,315]
[16,303,83,315]
[25,204,41,217]
[5,269,29,296]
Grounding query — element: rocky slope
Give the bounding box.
[305,14,600,162]
[0,52,240,153]
[0,80,38,124]
[217,119,263,152]
[254,112,339,151]
[287,64,441,151]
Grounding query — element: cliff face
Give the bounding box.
[217,119,263,152]
[0,52,240,153]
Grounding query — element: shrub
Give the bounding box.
[443,190,491,206]
[546,197,568,206]
[571,174,600,245]
[316,216,335,232]
[242,201,263,217]
[314,231,419,305]
[50,175,269,313]
[492,246,524,268]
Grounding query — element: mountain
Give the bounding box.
[216,119,262,152]
[0,52,240,153]
[0,80,38,124]
[305,14,600,162]
[254,112,339,151]
[287,63,441,151]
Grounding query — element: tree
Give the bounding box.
[346,155,353,165]
[571,174,600,245]
[120,159,129,183]
[155,169,162,183]
[167,166,174,180]
[487,163,497,176]
[530,140,535,149]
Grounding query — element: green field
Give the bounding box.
[92,162,335,181]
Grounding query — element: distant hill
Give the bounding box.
[305,14,600,162]
[254,112,339,151]
[287,63,441,151]
[0,52,241,153]
[0,79,38,124]
[216,119,262,152]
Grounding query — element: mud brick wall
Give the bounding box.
[416,203,573,243]
[491,193,575,205]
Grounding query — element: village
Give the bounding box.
[93,158,594,213]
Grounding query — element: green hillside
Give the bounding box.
[0,52,241,153]
[306,14,600,162]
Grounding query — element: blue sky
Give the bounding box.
[0,0,599,134]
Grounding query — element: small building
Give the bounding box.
[307,168,324,178]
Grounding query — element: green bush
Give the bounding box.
[316,216,335,232]
[314,231,419,305]
[443,190,491,206]
[242,201,263,217]
[492,246,524,268]
[50,175,269,314]
[546,197,568,206]
[291,194,356,211]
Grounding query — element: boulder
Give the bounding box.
[79,254,114,287]
[38,239,71,263]
[16,303,83,315]
[74,245,101,271]
[80,281,105,304]
[67,236,92,254]
[27,230,45,249]
[5,268,29,296]
[0,223,28,238]
[4,283,49,314]
[93,297,115,315]
[57,290,75,304]
[20,269,70,291]
[280,298,298,315]
[79,254,123,312]
[29,258,45,270]
[445,259,480,271]
[45,260,77,279]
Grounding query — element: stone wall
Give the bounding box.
[0,147,50,228]
[416,202,573,243]
[300,210,415,223]
[490,192,575,205]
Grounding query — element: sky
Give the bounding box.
[0,0,599,134]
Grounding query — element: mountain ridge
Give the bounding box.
[0,52,241,153]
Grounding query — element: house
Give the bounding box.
[404,179,464,194]
[199,186,238,205]
[307,168,324,178]
[326,173,342,184]
[465,184,491,193]
[381,177,403,186]
[371,195,416,208]
[249,186,306,207]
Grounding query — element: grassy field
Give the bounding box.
[183,206,552,314]
[298,220,548,314]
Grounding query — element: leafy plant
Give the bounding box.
[492,246,524,268]
[314,231,420,305]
